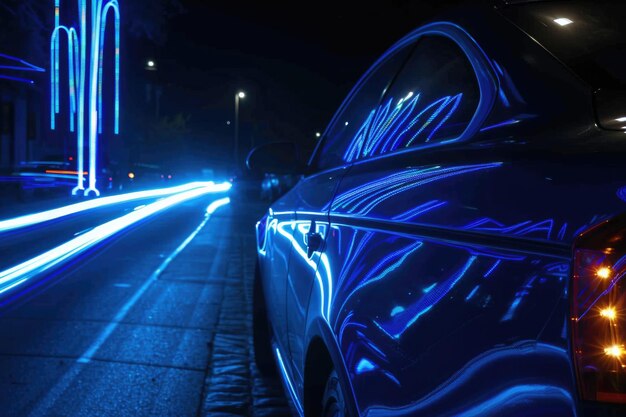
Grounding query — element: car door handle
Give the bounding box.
[306,220,323,258]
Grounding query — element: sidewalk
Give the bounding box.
[0,192,290,416]
[162,199,290,417]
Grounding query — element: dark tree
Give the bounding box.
[123,0,184,45]
[0,0,184,64]
[0,1,50,64]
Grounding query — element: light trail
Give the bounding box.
[0,183,230,295]
[26,196,230,417]
[76,196,230,364]
[0,181,229,233]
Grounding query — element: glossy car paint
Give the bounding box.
[256,5,626,417]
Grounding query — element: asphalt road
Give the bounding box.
[0,193,290,416]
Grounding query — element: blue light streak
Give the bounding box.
[0,53,45,72]
[274,346,304,416]
[498,89,510,108]
[380,256,477,339]
[576,263,625,321]
[463,217,559,240]
[483,259,501,278]
[422,283,437,293]
[479,118,519,132]
[465,285,479,301]
[275,220,333,319]
[355,358,377,374]
[335,241,424,321]
[330,163,501,215]
[206,197,231,215]
[614,254,626,271]
[308,21,498,168]
[76,196,229,364]
[390,306,405,316]
[500,297,521,322]
[0,183,231,295]
[366,342,572,416]
[0,74,35,84]
[618,185,626,203]
[0,181,230,233]
[453,385,574,417]
[342,92,464,163]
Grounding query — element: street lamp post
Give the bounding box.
[234,91,245,170]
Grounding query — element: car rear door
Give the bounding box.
[321,18,626,415]
[321,26,578,416]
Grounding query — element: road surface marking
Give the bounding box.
[28,197,230,416]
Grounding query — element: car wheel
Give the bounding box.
[253,265,276,376]
[322,370,348,417]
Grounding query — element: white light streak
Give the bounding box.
[0,181,230,233]
[0,183,231,295]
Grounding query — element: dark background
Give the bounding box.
[148,1,470,170]
[0,0,471,175]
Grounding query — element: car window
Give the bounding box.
[315,45,415,171]
[354,35,480,159]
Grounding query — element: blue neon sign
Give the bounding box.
[50,0,120,197]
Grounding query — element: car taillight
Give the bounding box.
[572,214,626,403]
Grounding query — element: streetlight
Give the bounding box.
[234,91,245,169]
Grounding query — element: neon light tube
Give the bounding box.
[0,181,231,233]
[0,184,230,295]
[51,0,119,196]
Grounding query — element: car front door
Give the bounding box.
[283,43,418,403]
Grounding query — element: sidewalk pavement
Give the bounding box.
[168,199,291,417]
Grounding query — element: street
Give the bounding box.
[0,192,290,416]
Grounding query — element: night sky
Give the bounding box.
[137,1,468,167]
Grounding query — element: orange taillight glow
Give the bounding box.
[604,345,625,358]
[45,170,88,175]
[571,215,626,404]
[597,267,612,279]
[600,307,617,320]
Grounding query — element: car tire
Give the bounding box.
[322,370,348,417]
[253,265,277,376]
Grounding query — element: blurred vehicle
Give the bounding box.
[201,168,215,180]
[117,162,174,190]
[229,170,263,202]
[11,156,116,199]
[12,159,75,200]
[260,173,280,202]
[250,2,626,417]
[260,173,300,203]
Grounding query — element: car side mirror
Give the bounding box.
[246,142,307,175]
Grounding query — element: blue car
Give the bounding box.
[249,2,626,416]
